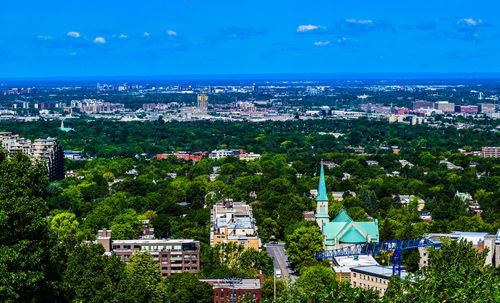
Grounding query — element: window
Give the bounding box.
[162,267,168,271]
[134,245,140,249]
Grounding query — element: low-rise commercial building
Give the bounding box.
[351,265,409,296]
[210,200,260,251]
[97,229,200,277]
[239,152,261,161]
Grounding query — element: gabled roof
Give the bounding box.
[339,227,368,244]
[331,209,353,223]
[323,209,379,244]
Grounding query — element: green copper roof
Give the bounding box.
[315,213,330,218]
[323,222,347,240]
[331,209,353,223]
[322,209,379,243]
[356,221,379,240]
[316,162,328,201]
[339,227,368,243]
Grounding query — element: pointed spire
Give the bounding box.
[317,160,328,201]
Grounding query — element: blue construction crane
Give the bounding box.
[315,239,441,279]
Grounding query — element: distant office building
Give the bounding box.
[64,150,84,160]
[0,132,64,181]
[455,105,478,114]
[197,93,208,112]
[200,278,263,303]
[209,149,244,160]
[434,101,455,113]
[210,200,261,251]
[482,147,500,158]
[478,103,495,114]
[252,83,259,94]
[410,100,434,110]
[97,229,200,277]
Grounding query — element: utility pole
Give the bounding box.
[274,269,276,301]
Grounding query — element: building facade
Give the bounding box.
[200,278,263,303]
[210,200,260,251]
[0,132,64,181]
[419,231,500,268]
[97,229,200,277]
[478,103,495,113]
[482,147,500,158]
[351,265,409,296]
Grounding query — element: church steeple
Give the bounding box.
[315,161,330,231]
[317,160,328,202]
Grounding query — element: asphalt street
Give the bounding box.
[266,243,298,284]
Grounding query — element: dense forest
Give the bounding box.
[0,117,498,158]
[1,118,499,302]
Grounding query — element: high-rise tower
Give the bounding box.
[197,93,208,113]
[315,161,330,231]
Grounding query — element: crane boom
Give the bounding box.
[315,238,441,278]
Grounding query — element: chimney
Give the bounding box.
[477,240,484,252]
[97,229,112,252]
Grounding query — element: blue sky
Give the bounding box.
[0,0,499,78]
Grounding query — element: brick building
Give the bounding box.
[97,229,200,277]
[200,278,263,303]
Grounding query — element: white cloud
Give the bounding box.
[346,19,373,24]
[119,34,128,39]
[144,32,150,36]
[67,31,81,38]
[37,35,53,40]
[297,24,319,32]
[458,18,483,26]
[166,30,178,36]
[314,41,330,46]
[93,37,106,44]
[337,37,347,43]
[70,52,77,56]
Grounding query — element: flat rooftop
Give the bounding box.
[111,239,198,244]
[351,265,409,280]
[200,278,261,290]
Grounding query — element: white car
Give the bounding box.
[275,268,281,278]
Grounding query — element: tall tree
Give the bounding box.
[0,152,61,302]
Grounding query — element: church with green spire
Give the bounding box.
[315,161,330,230]
[314,161,379,250]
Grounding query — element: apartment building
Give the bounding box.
[0,132,64,181]
[210,200,260,251]
[482,147,500,158]
[97,229,200,277]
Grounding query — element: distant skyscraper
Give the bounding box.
[252,83,258,94]
[197,93,208,113]
[479,92,484,100]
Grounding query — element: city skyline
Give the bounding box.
[1,0,500,78]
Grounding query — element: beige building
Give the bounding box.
[419,231,500,268]
[210,200,261,251]
[239,152,261,161]
[351,265,409,296]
